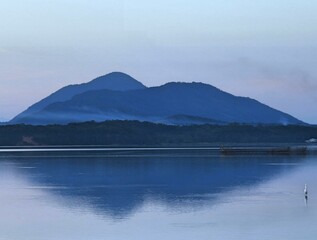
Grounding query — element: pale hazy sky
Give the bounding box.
[1,0,317,123]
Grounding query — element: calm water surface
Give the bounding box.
[0,150,316,240]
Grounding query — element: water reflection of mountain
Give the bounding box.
[7,153,304,218]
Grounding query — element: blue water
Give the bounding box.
[0,150,316,239]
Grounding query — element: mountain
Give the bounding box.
[11,72,146,123]
[10,74,303,125]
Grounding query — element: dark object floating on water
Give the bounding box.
[220,146,307,155]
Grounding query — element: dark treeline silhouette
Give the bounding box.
[0,120,317,146]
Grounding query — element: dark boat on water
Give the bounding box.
[220,146,307,155]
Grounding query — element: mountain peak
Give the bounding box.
[89,72,146,91]
[10,72,146,123]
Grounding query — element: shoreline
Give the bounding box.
[0,145,316,155]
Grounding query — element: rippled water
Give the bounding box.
[0,150,316,240]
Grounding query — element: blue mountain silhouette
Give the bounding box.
[10,72,303,125]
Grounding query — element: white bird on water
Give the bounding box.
[304,184,308,195]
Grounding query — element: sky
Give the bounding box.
[1,0,317,123]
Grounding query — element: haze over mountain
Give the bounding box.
[10,72,303,125]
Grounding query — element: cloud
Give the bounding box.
[212,56,317,95]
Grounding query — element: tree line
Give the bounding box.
[0,120,316,146]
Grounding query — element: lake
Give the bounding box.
[0,149,316,240]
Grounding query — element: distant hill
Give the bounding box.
[10,72,303,125]
[11,72,146,123]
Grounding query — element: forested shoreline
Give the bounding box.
[0,120,316,146]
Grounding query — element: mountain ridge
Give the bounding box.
[10,73,304,125]
[11,72,146,123]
